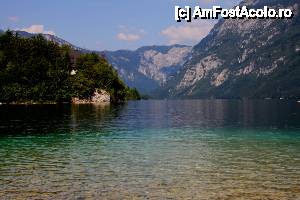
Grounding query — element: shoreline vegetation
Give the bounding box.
[0,30,299,104]
[0,31,141,104]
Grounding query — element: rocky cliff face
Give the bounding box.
[169,0,300,99]
[104,45,191,94]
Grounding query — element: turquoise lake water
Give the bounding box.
[0,100,300,199]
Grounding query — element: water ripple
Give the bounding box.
[0,100,300,199]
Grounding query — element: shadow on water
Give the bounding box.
[0,100,300,136]
[0,103,126,136]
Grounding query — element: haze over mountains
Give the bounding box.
[2,0,300,99]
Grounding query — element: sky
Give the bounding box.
[0,0,240,51]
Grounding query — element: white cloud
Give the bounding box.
[117,33,141,41]
[161,20,215,45]
[116,25,145,42]
[8,16,19,22]
[19,25,55,35]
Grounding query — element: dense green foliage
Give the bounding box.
[0,31,140,103]
[125,88,141,100]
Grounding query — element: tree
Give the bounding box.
[0,31,140,103]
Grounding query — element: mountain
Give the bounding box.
[103,45,192,94]
[168,0,300,99]
[12,30,90,53]
[6,0,300,100]
[8,30,192,95]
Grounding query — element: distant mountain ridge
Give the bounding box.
[3,1,300,100]
[1,29,191,95]
[167,0,300,99]
[10,30,91,53]
[103,45,192,94]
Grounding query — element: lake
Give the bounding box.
[1,100,300,199]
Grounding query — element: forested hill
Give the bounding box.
[0,31,140,103]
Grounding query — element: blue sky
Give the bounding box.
[0,0,240,51]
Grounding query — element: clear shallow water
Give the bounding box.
[0,100,300,199]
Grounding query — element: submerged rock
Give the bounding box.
[72,89,110,104]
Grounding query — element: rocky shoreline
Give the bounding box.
[0,90,111,105]
[72,89,110,104]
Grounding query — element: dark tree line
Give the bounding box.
[0,31,140,103]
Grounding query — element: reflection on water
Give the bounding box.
[0,100,300,199]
